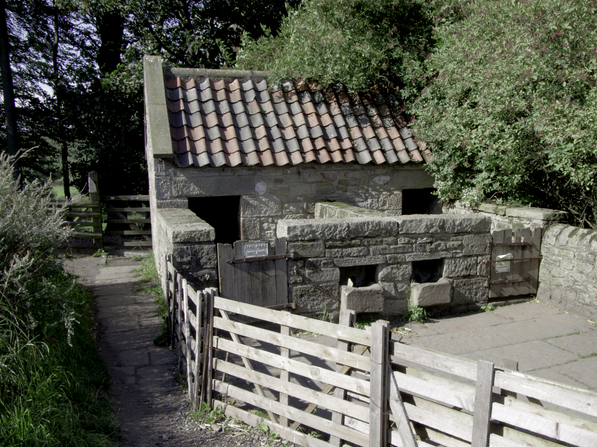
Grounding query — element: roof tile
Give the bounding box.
[163,74,427,168]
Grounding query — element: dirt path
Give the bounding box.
[63,255,283,447]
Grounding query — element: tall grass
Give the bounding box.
[0,153,118,446]
[134,253,168,346]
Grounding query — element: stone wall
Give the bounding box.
[151,161,433,240]
[278,203,492,319]
[444,202,567,232]
[537,224,597,320]
[153,208,218,293]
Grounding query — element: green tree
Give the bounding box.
[237,0,435,94]
[410,0,597,228]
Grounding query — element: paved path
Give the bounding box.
[63,255,193,446]
[401,301,597,391]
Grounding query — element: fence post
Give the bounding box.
[330,309,356,446]
[87,171,104,248]
[471,360,495,447]
[370,320,389,447]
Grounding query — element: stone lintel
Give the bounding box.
[277,217,399,241]
[156,208,215,243]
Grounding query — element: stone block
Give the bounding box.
[452,278,488,304]
[172,172,255,196]
[304,267,340,283]
[369,244,413,255]
[378,264,412,282]
[277,217,398,242]
[542,224,567,246]
[241,196,282,217]
[156,208,215,243]
[154,177,172,199]
[341,284,385,313]
[397,214,491,235]
[505,207,567,222]
[291,283,340,314]
[334,256,387,267]
[241,218,261,240]
[287,241,325,258]
[155,199,188,209]
[444,257,478,278]
[463,234,491,255]
[410,279,452,307]
[383,298,408,316]
[378,192,402,210]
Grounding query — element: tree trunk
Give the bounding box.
[0,0,19,182]
[53,4,70,199]
[97,11,124,76]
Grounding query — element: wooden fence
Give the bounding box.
[103,194,152,248]
[165,258,597,447]
[52,172,152,250]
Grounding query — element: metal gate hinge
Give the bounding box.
[227,252,297,265]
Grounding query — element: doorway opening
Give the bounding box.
[188,196,240,244]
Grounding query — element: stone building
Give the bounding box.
[143,55,492,317]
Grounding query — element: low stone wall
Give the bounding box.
[278,204,491,318]
[537,224,597,320]
[153,208,218,292]
[444,202,567,232]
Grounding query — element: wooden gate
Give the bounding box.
[487,228,542,298]
[217,237,292,309]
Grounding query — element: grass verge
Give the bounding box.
[133,252,168,346]
[0,267,119,446]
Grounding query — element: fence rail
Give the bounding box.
[165,257,597,447]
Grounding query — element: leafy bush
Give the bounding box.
[410,0,597,227]
[237,0,435,93]
[0,154,118,445]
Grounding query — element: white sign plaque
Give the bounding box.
[495,253,513,273]
[242,241,269,258]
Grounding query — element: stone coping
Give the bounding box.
[277,213,490,241]
[155,208,215,243]
[449,202,567,222]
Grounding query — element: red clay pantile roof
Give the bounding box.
[163,69,429,168]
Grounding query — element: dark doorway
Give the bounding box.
[188,196,240,244]
[402,188,441,214]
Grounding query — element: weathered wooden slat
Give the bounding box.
[487,434,528,447]
[213,316,371,372]
[392,370,475,413]
[500,393,597,433]
[72,232,103,238]
[106,218,151,224]
[66,221,102,227]
[406,426,470,447]
[274,237,289,307]
[404,402,473,443]
[104,229,152,235]
[390,341,477,382]
[212,399,331,447]
[492,402,597,445]
[66,211,101,218]
[104,207,150,213]
[214,336,370,396]
[529,227,542,294]
[214,296,371,346]
[213,359,369,422]
[103,195,150,201]
[493,370,597,419]
[370,321,389,447]
[290,343,369,432]
[471,360,494,447]
[279,321,290,428]
[213,381,370,447]
[218,310,278,425]
[388,365,418,447]
[331,310,355,447]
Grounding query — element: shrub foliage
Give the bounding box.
[0,154,118,446]
[411,0,597,228]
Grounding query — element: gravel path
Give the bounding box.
[63,254,288,447]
